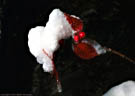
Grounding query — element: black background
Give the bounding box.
[0,0,135,95]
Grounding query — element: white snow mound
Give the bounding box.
[28,9,75,72]
[103,80,135,96]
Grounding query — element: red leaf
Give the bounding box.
[64,13,83,32]
[73,42,98,60]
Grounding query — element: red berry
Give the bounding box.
[79,32,85,39]
[74,35,79,42]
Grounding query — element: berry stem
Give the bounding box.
[104,47,135,64]
[42,49,62,93]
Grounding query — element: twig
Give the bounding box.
[104,47,135,64]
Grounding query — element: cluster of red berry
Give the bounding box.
[73,31,85,42]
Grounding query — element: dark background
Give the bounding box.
[0,0,135,95]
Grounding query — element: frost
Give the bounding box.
[81,39,106,55]
[103,80,135,96]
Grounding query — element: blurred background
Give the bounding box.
[0,0,135,95]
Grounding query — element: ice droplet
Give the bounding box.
[57,81,62,92]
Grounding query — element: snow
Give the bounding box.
[103,80,135,96]
[28,9,76,72]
